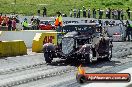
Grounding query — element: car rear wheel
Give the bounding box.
[65,58,77,63]
[44,53,52,63]
[85,49,93,63]
[76,74,87,84]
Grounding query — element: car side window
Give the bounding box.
[77,39,89,45]
[45,21,48,25]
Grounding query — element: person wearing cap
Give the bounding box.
[22,18,28,30]
[54,12,63,32]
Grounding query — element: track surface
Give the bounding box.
[0,42,131,87]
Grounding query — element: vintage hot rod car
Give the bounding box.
[43,23,113,63]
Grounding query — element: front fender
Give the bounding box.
[78,44,92,54]
[43,43,56,53]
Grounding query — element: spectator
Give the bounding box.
[111,9,114,19]
[0,13,2,25]
[83,6,86,17]
[1,18,7,26]
[121,9,124,20]
[55,12,63,32]
[93,8,96,18]
[37,9,40,16]
[88,8,91,18]
[12,18,16,31]
[98,9,103,19]
[7,18,12,31]
[22,18,28,30]
[43,7,47,17]
[126,20,131,41]
[73,8,77,18]
[126,7,130,19]
[2,15,8,26]
[62,14,67,17]
[31,19,37,30]
[4,15,9,24]
[117,9,121,20]
[106,8,109,19]
[36,18,40,30]
[70,9,72,17]
[114,10,118,20]
[130,24,132,41]
[15,15,19,23]
[108,8,111,19]
[2,15,5,20]
[77,9,80,18]
[31,16,34,23]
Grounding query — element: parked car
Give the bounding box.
[105,23,126,41]
[43,23,113,64]
[39,20,56,30]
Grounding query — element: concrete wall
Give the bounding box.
[0,30,55,48]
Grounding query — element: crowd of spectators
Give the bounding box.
[21,16,40,30]
[0,13,17,31]
[30,16,40,30]
[69,6,131,20]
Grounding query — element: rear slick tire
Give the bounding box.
[76,74,87,84]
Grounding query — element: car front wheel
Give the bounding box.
[44,53,53,63]
[105,47,112,61]
[85,49,93,63]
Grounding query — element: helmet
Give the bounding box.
[24,18,27,20]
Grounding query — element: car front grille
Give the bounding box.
[62,38,74,55]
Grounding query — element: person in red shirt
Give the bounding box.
[0,13,2,25]
[1,18,7,26]
[12,18,16,31]
[7,18,12,31]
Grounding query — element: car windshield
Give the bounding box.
[40,21,48,25]
[40,21,54,25]
[62,24,96,35]
[49,21,54,25]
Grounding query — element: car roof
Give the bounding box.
[64,31,78,37]
[40,20,54,22]
[64,23,97,26]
